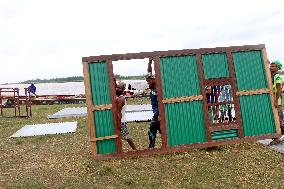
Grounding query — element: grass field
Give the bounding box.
[0,101,284,188]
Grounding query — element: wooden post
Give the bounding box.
[226,51,244,137]
[154,57,168,148]
[83,62,97,156]
[261,48,281,135]
[107,60,123,154]
[196,53,212,142]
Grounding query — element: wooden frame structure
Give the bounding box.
[82,44,281,160]
[0,88,32,117]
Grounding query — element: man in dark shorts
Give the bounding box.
[146,57,161,148]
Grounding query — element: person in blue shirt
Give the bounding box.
[27,83,37,96]
[146,57,161,148]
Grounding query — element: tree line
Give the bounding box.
[19,75,146,84]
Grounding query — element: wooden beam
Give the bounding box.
[196,53,212,142]
[154,57,168,148]
[210,123,239,132]
[236,88,270,96]
[83,44,265,63]
[91,104,112,111]
[107,60,123,154]
[83,62,97,156]
[227,51,244,138]
[162,95,203,104]
[261,48,281,135]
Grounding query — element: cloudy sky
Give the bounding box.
[1,0,284,83]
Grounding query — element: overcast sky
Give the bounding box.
[1,0,284,83]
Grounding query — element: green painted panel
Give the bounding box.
[211,129,238,140]
[232,51,267,91]
[202,53,229,79]
[239,94,275,137]
[88,62,111,105]
[165,101,206,146]
[93,110,116,154]
[160,56,200,98]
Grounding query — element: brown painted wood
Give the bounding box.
[162,95,203,104]
[107,60,123,154]
[210,123,239,132]
[226,51,244,138]
[82,62,97,156]
[196,53,211,142]
[83,44,265,63]
[93,133,280,160]
[153,57,168,148]
[236,88,270,96]
[91,104,112,111]
[204,77,231,86]
[261,48,281,134]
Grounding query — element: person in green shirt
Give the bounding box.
[270,60,284,144]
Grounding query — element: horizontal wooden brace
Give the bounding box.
[91,104,112,111]
[210,123,239,132]
[90,135,119,142]
[236,88,270,96]
[162,95,203,104]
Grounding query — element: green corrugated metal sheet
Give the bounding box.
[93,110,116,154]
[88,62,111,105]
[160,56,200,98]
[88,62,116,155]
[202,53,229,79]
[211,129,238,140]
[232,51,267,91]
[165,101,206,146]
[239,94,275,137]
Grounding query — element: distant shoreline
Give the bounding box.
[2,75,146,85]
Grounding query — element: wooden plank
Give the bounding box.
[227,51,244,138]
[196,53,212,142]
[83,62,97,156]
[83,44,265,63]
[91,104,112,111]
[90,135,119,142]
[261,48,281,135]
[210,123,239,132]
[204,77,231,86]
[236,88,270,96]
[162,95,203,104]
[154,57,168,148]
[107,60,123,154]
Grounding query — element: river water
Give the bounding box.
[0,80,148,96]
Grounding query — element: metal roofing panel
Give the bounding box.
[160,55,200,98]
[88,62,111,105]
[232,51,267,91]
[126,104,152,112]
[258,136,284,154]
[239,94,275,137]
[202,53,229,79]
[47,105,152,119]
[165,101,206,146]
[10,122,77,138]
[93,110,116,154]
[47,107,87,119]
[126,111,153,122]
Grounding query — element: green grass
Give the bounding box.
[0,103,284,188]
